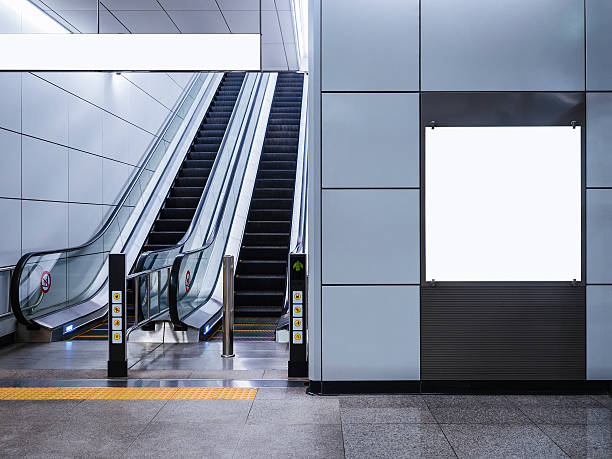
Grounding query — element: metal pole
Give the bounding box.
[97,0,100,34]
[147,273,151,320]
[134,276,140,325]
[221,255,235,358]
[157,270,161,314]
[167,267,171,309]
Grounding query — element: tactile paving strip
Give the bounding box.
[0,387,257,400]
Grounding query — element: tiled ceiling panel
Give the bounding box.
[36,0,299,70]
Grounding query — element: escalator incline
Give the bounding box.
[230,72,305,340]
[71,73,246,341]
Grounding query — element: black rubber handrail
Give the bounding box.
[134,73,249,273]
[10,74,202,329]
[168,74,266,328]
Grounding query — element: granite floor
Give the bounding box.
[0,343,611,457]
[0,390,611,458]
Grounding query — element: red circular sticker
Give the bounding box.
[185,270,191,293]
[40,271,51,293]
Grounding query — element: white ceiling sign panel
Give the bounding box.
[29,0,302,70]
[0,33,261,71]
[425,126,582,282]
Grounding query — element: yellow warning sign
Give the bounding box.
[113,333,120,340]
[114,320,120,327]
[113,293,120,301]
[294,333,301,340]
[294,306,301,314]
[113,306,120,313]
[294,319,301,327]
[293,292,302,301]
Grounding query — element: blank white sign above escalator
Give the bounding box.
[0,34,261,71]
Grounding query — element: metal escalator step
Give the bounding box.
[237,260,287,275]
[250,198,293,210]
[242,232,290,245]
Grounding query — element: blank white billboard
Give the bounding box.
[425,126,581,282]
[0,34,261,71]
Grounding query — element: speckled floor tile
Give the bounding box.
[539,423,612,458]
[343,423,455,459]
[441,423,568,458]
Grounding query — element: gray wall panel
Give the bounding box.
[322,93,419,188]
[587,93,612,187]
[587,285,612,379]
[587,189,612,284]
[322,189,420,285]
[587,0,612,90]
[322,0,419,91]
[322,285,420,381]
[421,0,585,91]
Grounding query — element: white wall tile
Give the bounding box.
[0,3,22,33]
[322,189,420,284]
[587,0,612,90]
[262,44,288,70]
[102,112,131,163]
[68,149,103,204]
[168,10,229,33]
[224,11,259,34]
[68,203,103,246]
[166,73,191,88]
[262,10,282,43]
[0,73,21,133]
[587,285,612,379]
[22,137,69,202]
[158,0,217,9]
[322,0,419,91]
[218,0,259,10]
[34,72,106,109]
[587,93,612,187]
[128,88,169,134]
[323,93,419,188]
[0,199,21,266]
[587,189,612,283]
[113,11,179,33]
[102,0,159,9]
[102,159,135,205]
[22,74,69,146]
[129,128,155,166]
[421,0,584,91]
[22,200,68,253]
[278,10,294,43]
[68,95,103,155]
[0,129,22,199]
[322,285,420,380]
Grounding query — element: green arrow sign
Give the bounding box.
[292,260,304,272]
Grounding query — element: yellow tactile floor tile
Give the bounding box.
[0,387,258,400]
[0,387,101,400]
[173,388,257,400]
[88,388,180,399]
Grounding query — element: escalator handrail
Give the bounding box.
[168,74,266,327]
[293,79,309,254]
[135,73,249,270]
[10,74,201,328]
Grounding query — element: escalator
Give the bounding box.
[222,72,305,340]
[142,73,246,252]
[70,73,246,340]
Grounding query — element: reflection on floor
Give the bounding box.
[0,390,610,457]
[0,341,290,380]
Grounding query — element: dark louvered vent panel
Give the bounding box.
[421,285,585,381]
